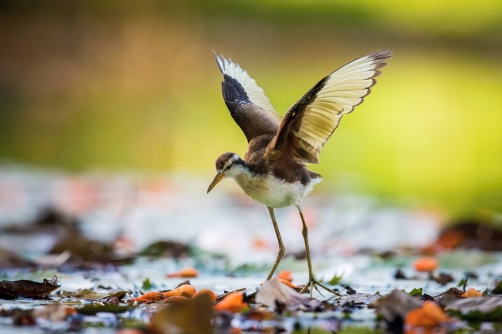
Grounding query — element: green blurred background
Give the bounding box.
[1,0,501,214]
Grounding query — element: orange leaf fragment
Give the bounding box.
[413,257,439,272]
[461,288,482,298]
[406,301,449,328]
[278,278,298,289]
[163,284,196,299]
[130,291,165,303]
[165,295,190,302]
[277,270,293,282]
[167,267,199,278]
[193,289,218,302]
[213,292,248,313]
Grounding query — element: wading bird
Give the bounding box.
[207,50,392,295]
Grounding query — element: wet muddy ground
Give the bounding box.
[0,166,501,333]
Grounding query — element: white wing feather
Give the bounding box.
[215,52,281,121]
[290,49,392,162]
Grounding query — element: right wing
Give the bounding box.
[266,49,392,164]
[215,52,280,142]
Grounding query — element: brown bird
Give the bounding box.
[207,49,392,295]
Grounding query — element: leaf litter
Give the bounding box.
[1,171,502,333]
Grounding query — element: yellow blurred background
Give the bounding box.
[1,0,501,214]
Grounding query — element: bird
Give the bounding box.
[207,49,392,296]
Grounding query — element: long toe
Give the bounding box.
[300,279,341,298]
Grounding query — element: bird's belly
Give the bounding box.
[233,174,321,208]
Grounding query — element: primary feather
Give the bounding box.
[267,49,393,164]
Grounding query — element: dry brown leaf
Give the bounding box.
[255,278,321,311]
[150,293,213,334]
[0,277,60,299]
[445,296,502,314]
[370,289,421,322]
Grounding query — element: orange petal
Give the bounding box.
[461,288,482,298]
[406,301,449,328]
[165,295,190,302]
[213,292,248,313]
[167,267,199,278]
[193,289,218,302]
[130,291,164,303]
[277,270,293,282]
[163,285,197,299]
[413,257,439,272]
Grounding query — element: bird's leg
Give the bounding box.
[297,207,338,297]
[265,206,285,281]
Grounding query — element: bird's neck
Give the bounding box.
[227,161,253,178]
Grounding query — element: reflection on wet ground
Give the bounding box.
[0,166,501,333]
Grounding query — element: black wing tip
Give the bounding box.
[368,49,393,61]
[222,74,250,104]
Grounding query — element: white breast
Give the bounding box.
[232,171,322,209]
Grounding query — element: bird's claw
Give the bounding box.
[299,277,341,298]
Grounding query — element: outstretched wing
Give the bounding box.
[215,52,281,142]
[267,49,392,164]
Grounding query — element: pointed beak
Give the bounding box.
[207,172,225,193]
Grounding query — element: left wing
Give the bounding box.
[266,49,392,164]
[215,52,281,142]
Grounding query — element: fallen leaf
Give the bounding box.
[142,278,154,290]
[370,289,421,323]
[328,274,343,285]
[193,289,218,302]
[413,257,438,272]
[62,289,109,300]
[0,276,60,299]
[149,293,213,334]
[130,292,165,303]
[213,291,247,313]
[408,288,423,297]
[278,278,299,289]
[461,288,482,298]
[167,267,199,278]
[140,240,190,258]
[338,293,382,305]
[77,304,135,315]
[163,285,196,299]
[215,288,246,303]
[431,272,454,286]
[445,296,502,322]
[165,296,190,302]
[255,278,321,311]
[434,287,463,307]
[277,270,293,282]
[492,280,502,295]
[406,301,449,328]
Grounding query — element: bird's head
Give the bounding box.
[207,152,244,193]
